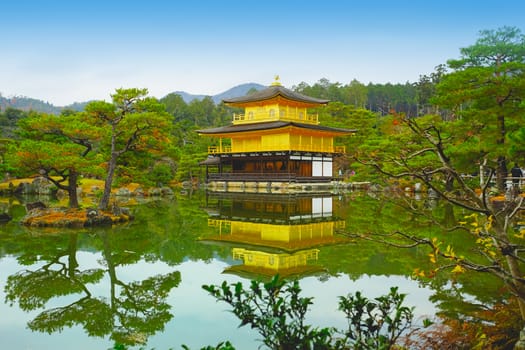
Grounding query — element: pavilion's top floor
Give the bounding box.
[223,78,329,126]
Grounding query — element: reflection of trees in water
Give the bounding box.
[98,230,180,345]
[4,231,181,347]
[335,192,506,319]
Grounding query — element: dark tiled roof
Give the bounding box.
[222,85,329,105]
[197,121,355,135]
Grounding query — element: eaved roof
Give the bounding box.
[222,85,329,107]
[197,121,355,135]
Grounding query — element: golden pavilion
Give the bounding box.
[198,77,355,190]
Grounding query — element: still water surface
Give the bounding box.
[0,191,501,349]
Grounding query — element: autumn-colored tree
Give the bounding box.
[405,296,521,349]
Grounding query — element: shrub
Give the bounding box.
[201,275,416,350]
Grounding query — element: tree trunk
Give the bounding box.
[445,173,454,192]
[494,221,525,320]
[98,152,118,211]
[98,231,118,310]
[496,155,508,193]
[68,170,79,208]
[67,233,79,278]
[505,254,525,320]
[99,123,119,211]
[505,255,525,350]
[496,113,507,192]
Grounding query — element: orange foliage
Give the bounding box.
[490,195,506,202]
[22,208,130,227]
[404,297,522,349]
[23,209,87,227]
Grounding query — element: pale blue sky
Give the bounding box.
[1,0,523,105]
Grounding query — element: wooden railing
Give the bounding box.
[208,146,232,154]
[208,219,231,227]
[505,177,525,189]
[232,112,319,125]
[207,145,346,154]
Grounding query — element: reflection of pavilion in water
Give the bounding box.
[203,193,349,279]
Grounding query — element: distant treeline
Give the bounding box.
[293,67,446,117]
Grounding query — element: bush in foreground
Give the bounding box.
[200,275,416,350]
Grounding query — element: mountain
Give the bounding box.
[0,95,92,115]
[169,91,207,104]
[0,95,62,114]
[168,83,266,104]
[210,83,266,104]
[0,82,267,115]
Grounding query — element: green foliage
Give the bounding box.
[161,93,231,128]
[509,126,525,161]
[0,108,30,138]
[182,341,235,350]
[6,111,103,207]
[150,162,175,186]
[162,93,191,122]
[203,276,332,349]
[366,82,417,117]
[202,276,416,350]
[413,64,448,117]
[293,78,419,117]
[0,138,16,175]
[337,287,414,349]
[175,151,207,182]
[84,88,174,209]
[432,26,525,190]
[346,79,368,109]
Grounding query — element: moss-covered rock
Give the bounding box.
[20,207,132,227]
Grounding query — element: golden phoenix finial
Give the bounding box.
[271,75,281,86]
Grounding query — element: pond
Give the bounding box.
[0,191,504,349]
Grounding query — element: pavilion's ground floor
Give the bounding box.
[200,151,362,193]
